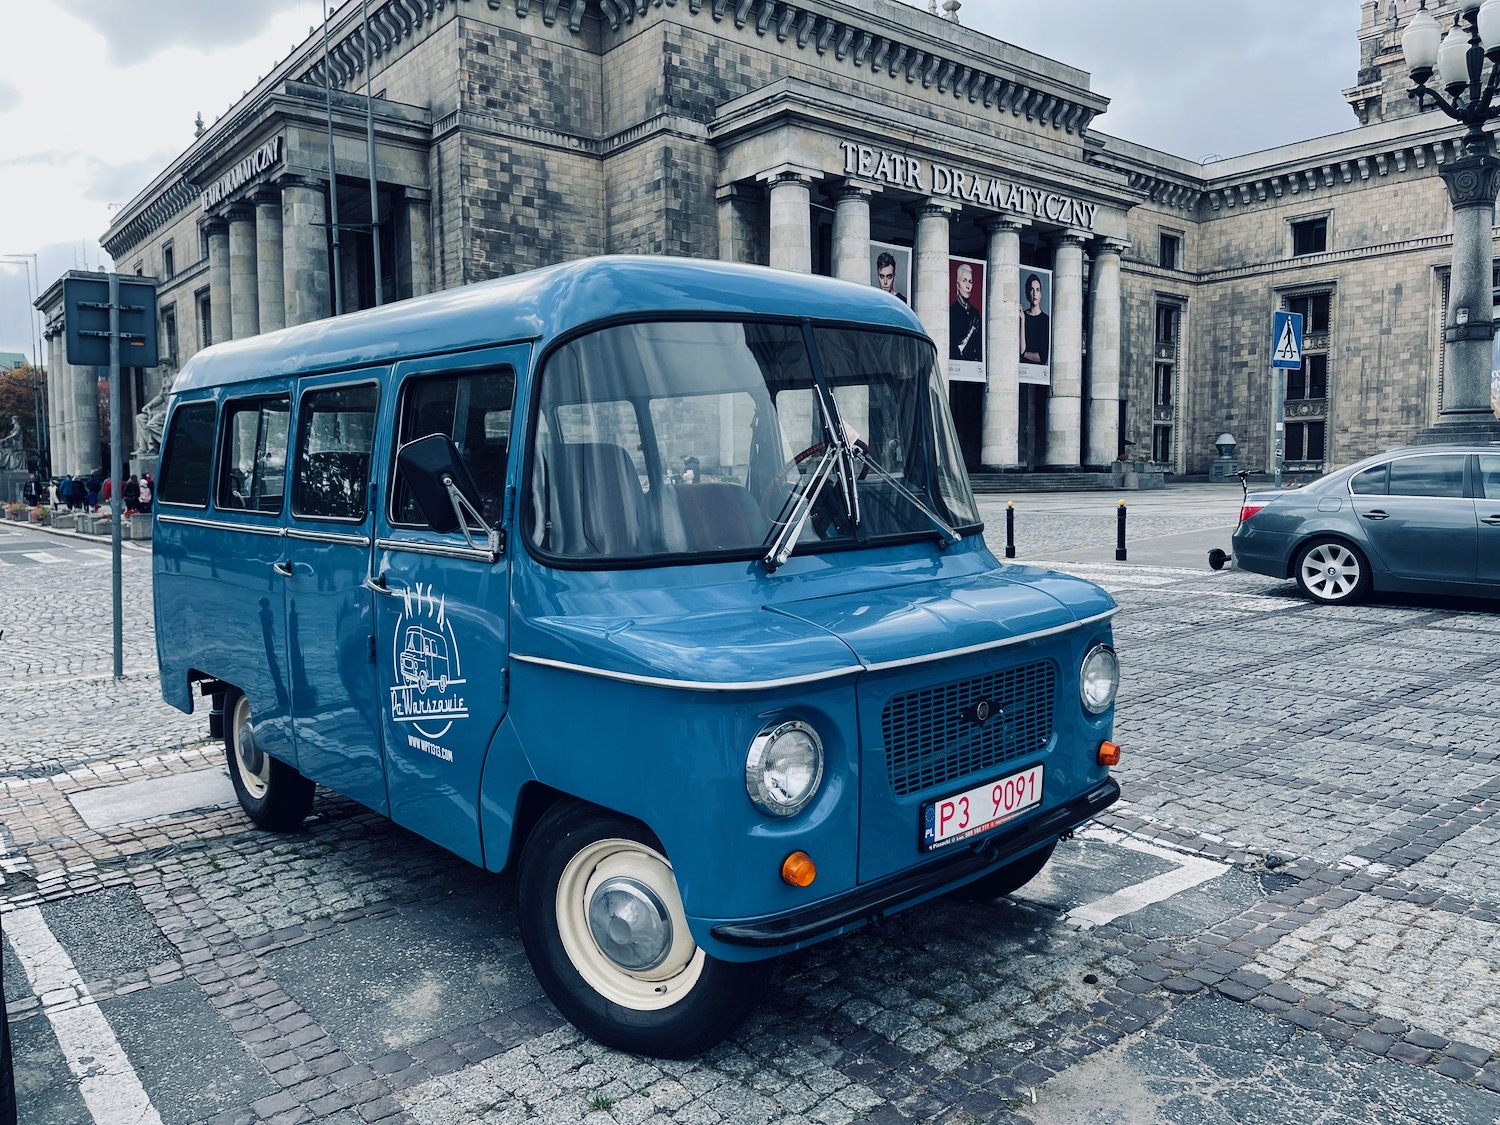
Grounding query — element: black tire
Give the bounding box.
[1207,548,1228,571]
[1293,538,1369,605]
[517,801,770,1058]
[224,689,314,831]
[950,841,1056,902]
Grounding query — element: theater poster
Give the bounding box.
[947,256,986,383]
[868,241,911,306]
[1018,266,1053,387]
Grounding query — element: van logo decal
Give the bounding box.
[390,583,468,744]
[963,699,1000,726]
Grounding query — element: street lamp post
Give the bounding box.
[1403,0,1500,440]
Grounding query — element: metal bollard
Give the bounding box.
[1115,500,1127,561]
[1005,501,1016,558]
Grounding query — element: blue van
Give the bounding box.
[152,256,1120,1057]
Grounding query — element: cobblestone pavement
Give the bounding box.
[2,497,1499,1124]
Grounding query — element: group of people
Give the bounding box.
[49,472,154,515]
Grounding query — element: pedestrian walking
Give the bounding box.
[84,477,99,512]
[124,474,140,513]
[137,474,153,513]
[21,472,39,508]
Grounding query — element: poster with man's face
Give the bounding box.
[1018,266,1053,386]
[869,242,910,306]
[948,256,985,383]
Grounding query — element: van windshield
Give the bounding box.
[526,319,980,564]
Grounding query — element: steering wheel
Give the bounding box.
[758,440,871,524]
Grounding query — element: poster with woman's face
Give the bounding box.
[869,242,910,306]
[948,256,985,383]
[1019,267,1053,386]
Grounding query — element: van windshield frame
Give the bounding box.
[524,317,980,567]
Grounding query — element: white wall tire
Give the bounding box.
[518,801,770,1057]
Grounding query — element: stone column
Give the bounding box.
[716,183,763,265]
[403,188,433,298]
[1421,150,1500,439]
[206,218,232,346]
[1045,231,1087,468]
[45,327,67,476]
[71,356,99,476]
[761,167,817,273]
[982,217,1025,468]
[282,179,331,327]
[1086,239,1128,468]
[255,189,285,334]
[228,204,260,339]
[831,182,875,284]
[913,201,954,366]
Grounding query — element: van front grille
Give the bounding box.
[881,662,1056,797]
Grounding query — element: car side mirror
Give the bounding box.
[396,433,502,556]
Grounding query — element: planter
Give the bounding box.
[49,511,76,530]
[127,519,152,541]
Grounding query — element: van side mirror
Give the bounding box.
[396,433,502,557]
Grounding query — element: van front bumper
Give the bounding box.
[709,777,1120,948]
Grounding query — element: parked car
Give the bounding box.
[1232,444,1500,605]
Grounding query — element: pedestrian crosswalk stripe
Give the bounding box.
[21,551,67,564]
[77,548,114,560]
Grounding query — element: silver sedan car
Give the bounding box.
[1231,445,1500,605]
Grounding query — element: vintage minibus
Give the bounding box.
[153,256,1121,1057]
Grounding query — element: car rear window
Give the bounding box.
[1387,455,1465,498]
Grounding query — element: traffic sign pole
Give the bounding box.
[109,273,123,680]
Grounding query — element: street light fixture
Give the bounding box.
[1401,0,1500,439]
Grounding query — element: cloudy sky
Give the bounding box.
[0,0,1361,360]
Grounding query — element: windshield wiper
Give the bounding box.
[850,446,962,547]
[763,442,841,571]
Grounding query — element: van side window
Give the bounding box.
[157,400,217,508]
[293,384,378,520]
[217,396,290,513]
[393,368,515,527]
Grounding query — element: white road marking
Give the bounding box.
[76,548,115,561]
[21,551,67,565]
[1063,825,1230,929]
[5,908,163,1125]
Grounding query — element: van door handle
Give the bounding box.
[363,574,399,595]
[1361,510,1389,520]
[272,560,293,577]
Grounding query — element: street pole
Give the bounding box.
[108,273,123,680]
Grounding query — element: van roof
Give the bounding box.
[171,255,928,392]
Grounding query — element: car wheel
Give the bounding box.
[517,801,770,1058]
[225,690,314,831]
[1294,538,1369,605]
[950,841,1056,902]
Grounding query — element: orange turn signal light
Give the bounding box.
[1098,740,1121,767]
[781,851,817,888]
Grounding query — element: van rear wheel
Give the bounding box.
[517,801,769,1058]
[225,690,314,831]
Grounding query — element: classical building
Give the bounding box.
[35,0,1496,480]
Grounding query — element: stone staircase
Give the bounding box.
[968,471,1120,494]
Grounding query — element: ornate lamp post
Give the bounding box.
[1403,0,1500,439]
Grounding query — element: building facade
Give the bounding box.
[36,0,1495,480]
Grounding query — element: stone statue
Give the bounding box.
[0,415,23,471]
[135,388,169,456]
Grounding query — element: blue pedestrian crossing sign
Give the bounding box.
[1271,311,1304,369]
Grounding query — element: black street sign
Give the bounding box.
[62,276,159,368]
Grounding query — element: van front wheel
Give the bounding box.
[225,690,314,831]
[517,802,769,1058]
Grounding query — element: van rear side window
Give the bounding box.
[218,396,290,514]
[157,400,217,507]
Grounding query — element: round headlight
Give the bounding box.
[746,720,824,817]
[1080,643,1119,714]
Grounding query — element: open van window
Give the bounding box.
[525,319,980,563]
